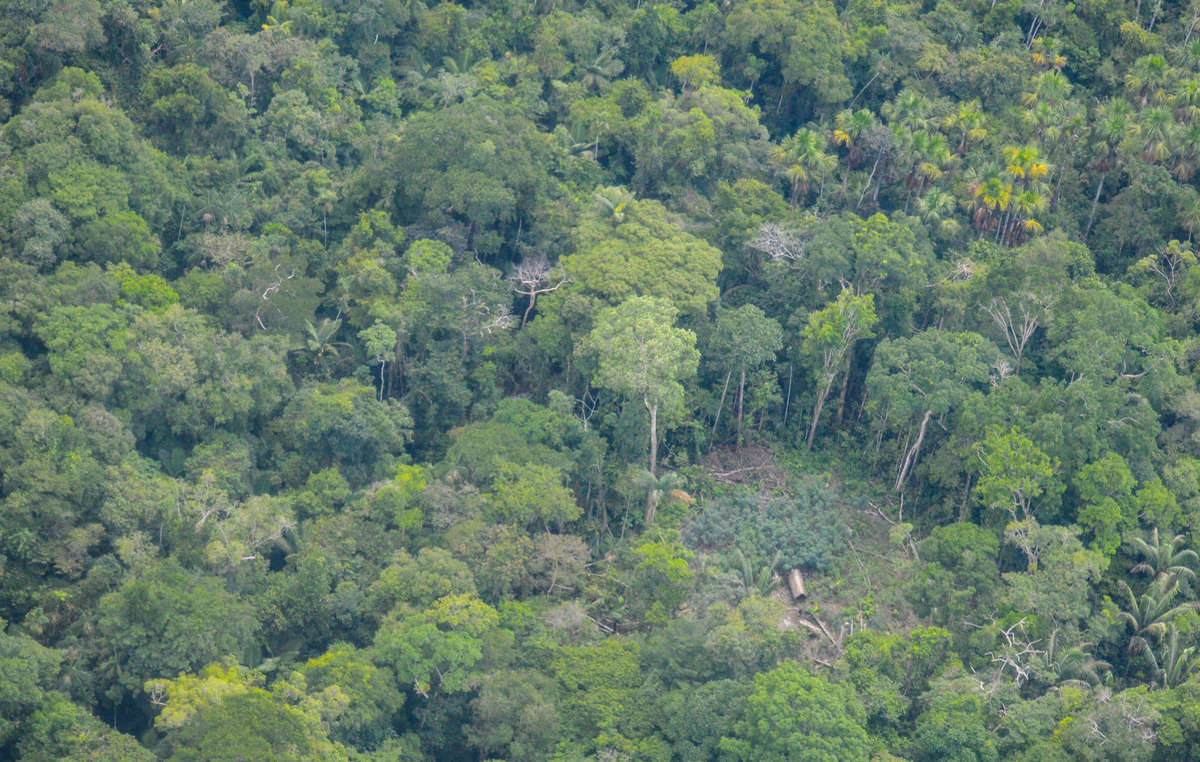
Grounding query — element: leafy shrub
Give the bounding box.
[682,482,851,572]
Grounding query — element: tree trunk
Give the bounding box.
[710,370,732,447]
[645,397,659,525]
[894,409,932,492]
[783,363,794,426]
[958,472,974,522]
[1084,172,1106,242]
[806,378,835,450]
[835,351,853,425]
[521,292,537,328]
[736,367,746,448]
[857,153,883,208]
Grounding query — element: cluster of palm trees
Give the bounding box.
[767,44,1200,251]
[1117,528,1200,688]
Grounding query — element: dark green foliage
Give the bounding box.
[94,560,259,703]
[270,381,412,487]
[16,691,156,762]
[8,0,1200,758]
[905,523,1001,629]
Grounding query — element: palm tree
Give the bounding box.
[1128,528,1198,581]
[882,89,934,133]
[300,318,351,377]
[973,173,1012,238]
[899,130,951,205]
[1140,105,1176,163]
[1116,573,1199,663]
[942,99,987,155]
[771,128,836,206]
[1125,54,1173,107]
[833,108,877,198]
[591,186,634,225]
[1043,629,1111,687]
[580,45,624,92]
[1175,75,1200,125]
[915,187,961,239]
[1084,98,1138,241]
[1172,123,1200,181]
[734,548,783,598]
[1152,624,1199,688]
[1011,189,1047,242]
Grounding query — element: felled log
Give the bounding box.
[787,568,806,600]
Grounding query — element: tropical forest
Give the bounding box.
[10,0,1200,759]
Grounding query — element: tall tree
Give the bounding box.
[708,304,782,447]
[577,296,699,524]
[798,289,877,450]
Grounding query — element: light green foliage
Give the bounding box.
[577,296,699,509]
[146,661,263,731]
[552,639,645,749]
[581,297,698,403]
[333,211,405,328]
[836,627,955,731]
[34,302,130,400]
[670,55,721,91]
[369,548,477,615]
[1151,675,1200,760]
[563,192,722,315]
[108,262,177,310]
[799,287,878,448]
[629,533,694,623]
[705,595,799,677]
[974,426,1061,526]
[366,464,426,533]
[299,644,405,750]
[360,320,398,399]
[372,593,501,696]
[719,662,871,762]
[292,467,352,521]
[160,689,349,762]
[443,397,600,486]
[486,460,580,528]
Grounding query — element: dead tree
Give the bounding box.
[509,255,570,328]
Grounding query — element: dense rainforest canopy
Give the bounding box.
[11,0,1200,759]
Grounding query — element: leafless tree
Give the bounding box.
[748,222,809,265]
[983,292,1054,374]
[509,255,570,327]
